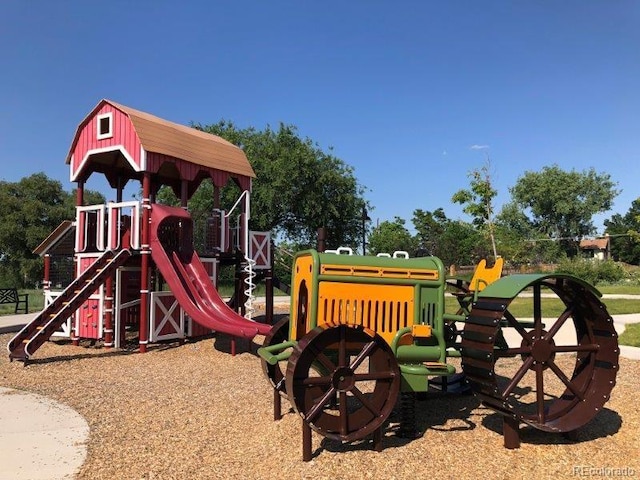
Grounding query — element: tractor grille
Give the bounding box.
[420,301,437,326]
[317,282,413,345]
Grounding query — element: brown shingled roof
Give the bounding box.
[32,220,75,256]
[579,238,609,250]
[66,99,256,179]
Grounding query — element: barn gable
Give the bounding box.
[66,99,255,192]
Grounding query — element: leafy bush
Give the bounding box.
[555,258,626,286]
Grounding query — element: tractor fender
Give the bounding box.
[476,273,602,302]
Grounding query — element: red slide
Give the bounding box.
[150,205,271,339]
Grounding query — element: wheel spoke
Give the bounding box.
[301,375,332,386]
[533,284,543,338]
[305,386,337,423]
[494,346,531,357]
[339,391,348,435]
[504,310,532,344]
[351,385,379,416]
[553,344,599,353]
[501,356,534,399]
[339,326,347,367]
[547,359,585,401]
[350,340,377,371]
[535,363,545,424]
[311,347,336,373]
[354,371,395,382]
[544,306,574,340]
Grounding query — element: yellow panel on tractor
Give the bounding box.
[317,282,414,346]
[320,264,439,280]
[290,253,315,341]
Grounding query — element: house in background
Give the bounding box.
[579,236,610,261]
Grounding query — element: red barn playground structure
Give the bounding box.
[8,99,274,363]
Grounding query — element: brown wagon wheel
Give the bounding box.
[462,276,619,433]
[285,324,400,442]
[261,316,290,394]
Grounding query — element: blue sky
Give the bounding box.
[1,1,638,234]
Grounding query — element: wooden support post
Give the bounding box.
[43,254,51,291]
[317,227,326,253]
[302,420,312,462]
[273,388,282,421]
[72,181,84,347]
[373,427,383,452]
[104,276,114,348]
[180,180,188,209]
[503,416,521,449]
[139,174,151,353]
[265,267,273,325]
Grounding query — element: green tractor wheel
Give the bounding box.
[462,274,619,433]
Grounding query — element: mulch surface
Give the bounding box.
[1,318,638,479]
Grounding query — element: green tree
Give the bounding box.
[604,198,640,265]
[412,208,486,266]
[0,173,105,287]
[451,160,498,259]
[190,121,367,250]
[494,202,564,265]
[412,208,447,256]
[510,165,619,255]
[367,217,416,256]
[436,220,487,267]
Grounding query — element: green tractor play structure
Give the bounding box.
[258,249,619,460]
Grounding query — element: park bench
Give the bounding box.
[0,288,29,314]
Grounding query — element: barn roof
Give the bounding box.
[66,99,256,179]
[33,220,75,256]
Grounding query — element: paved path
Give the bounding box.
[0,387,89,480]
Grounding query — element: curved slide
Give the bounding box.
[150,205,271,339]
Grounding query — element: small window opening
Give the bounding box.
[96,113,113,139]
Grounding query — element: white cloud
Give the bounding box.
[469,144,490,150]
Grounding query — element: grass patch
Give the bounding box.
[597,284,640,295]
[0,289,42,315]
[619,323,640,347]
[444,295,640,317]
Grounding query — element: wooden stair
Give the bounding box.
[7,249,132,363]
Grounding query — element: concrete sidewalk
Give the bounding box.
[0,387,89,480]
[0,312,37,334]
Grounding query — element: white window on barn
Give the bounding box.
[96,112,113,140]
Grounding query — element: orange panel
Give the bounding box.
[316,282,414,346]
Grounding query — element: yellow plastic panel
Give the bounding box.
[290,254,315,340]
[317,282,414,345]
[470,257,504,292]
[412,324,432,338]
[321,264,439,280]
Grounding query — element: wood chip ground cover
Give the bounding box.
[1,331,638,480]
